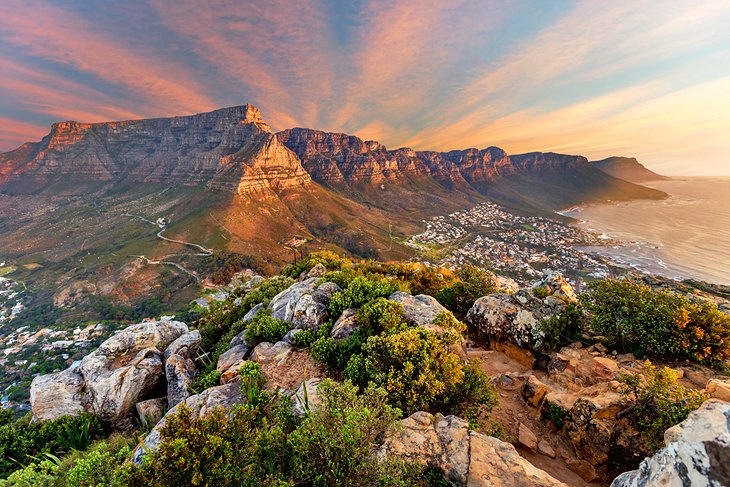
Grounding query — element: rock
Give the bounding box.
[164,330,200,361]
[217,344,250,372]
[611,400,730,487]
[242,303,263,323]
[683,368,710,388]
[268,279,340,330]
[229,331,251,350]
[531,270,577,302]
[494,275,519,293]
[566,458,597,482]
[301,262,327,279]
[135,398,165,426]
[80,347,164,425]
[292,378,322,416]
[29,367,86,421]
[281,328,304,345]
[466,291,565,350]
[165,353,198,408]
[388,291,450,329]
[522,375,549,407]
[131,382,244,464]
[593,356,619,380]
[30,319,188,424]
[518,422,538,452]
[706,378,730,402]
[330,308,359,342]
[380,411,566,486]
[251,341,292,365]
[538,440,556,458]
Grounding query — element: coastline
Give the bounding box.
[558,177,730,286]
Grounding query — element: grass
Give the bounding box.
[0,266,17,276]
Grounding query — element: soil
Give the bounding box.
[468,348,604,487]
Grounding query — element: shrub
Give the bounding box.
[282,251,352,279]
[618,361,708,454]
[0,458,58,487]
[244,313,290,346]
[356,298,407,334]
[363,327,463,414]
[196,276,293,351]
[288,380,402,486]
[239,362,270,411]
[0,414,105,479]
[328,276,399,319]
[58,435,134,487]
[436,265,497,319]
[533,286,551,299]
[442,361,498,425]
[584,279,730,364]
[188,369,221,394]
[538,302,588,352]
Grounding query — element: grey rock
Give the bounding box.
[251,341,292,365]
[282,328,304,345]
[242,303,264,323]
[217,344,250,372]
[164,330,200,361]
[388,291,449,329]
[135,398,165,426]
[165,353,198,408]
[29,368,86,422]
[330,308,359,342]
[292,378,322,416]
[269,278,319,322]
[611,400,730,487]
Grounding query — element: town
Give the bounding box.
[406,202,614,288]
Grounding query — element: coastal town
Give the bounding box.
[406,202,614,289]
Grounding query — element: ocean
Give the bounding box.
[562,177,730,286]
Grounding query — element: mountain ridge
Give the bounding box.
[591,156,667,183]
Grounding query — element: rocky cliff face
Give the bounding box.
[0,104,311,195]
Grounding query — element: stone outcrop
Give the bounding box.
[380,411,566,486]
[268,278,340,330]
[131,382,244,464]
[388,291,450,330]
[30,318,188,426]
[611,400,730,487]
[466,289,568,350]
[330,308,358,342]
[292,378,322,417]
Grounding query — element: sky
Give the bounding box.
[1,0,730,175]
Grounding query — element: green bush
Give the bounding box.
[196,276,293,352]
[583,279,730,364]
[363,327,463,414]
[436,265,497,319]
[244,313,290,346]
[328,277,400,319]
[0,414,105,479]
[282,251,352,279]
[538,302,587,352]
[356,298,407,334]
[442,361,498,425]
[188,369,221,394]
[618,361,708,453]
[117,380,429,486]
[0,458,58,487]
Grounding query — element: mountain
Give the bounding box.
[278,128,667,215]
[0,104,668,318]
[0,104,311,195]
[591,156,667,183]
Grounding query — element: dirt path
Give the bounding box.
[467,348,603,487]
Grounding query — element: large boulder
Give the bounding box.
[612,399,730,487]
[165,353,198,408]
[164,330,201,361]
[388,291,449,329]
[268,279,341,330]
[251,341,292,365]
[30,319,189,425]
[131,382,244,464]
[531,270,577,302]
[380,411,566,486]
[29,367,86,421]
[466,291,565,350]
[330,308,358,342]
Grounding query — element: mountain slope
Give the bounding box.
[591,156,667,183]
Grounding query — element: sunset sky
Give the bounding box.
[1,0,729,175]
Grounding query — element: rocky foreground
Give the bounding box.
[29,268,730,486]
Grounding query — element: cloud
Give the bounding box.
[0,0,216,115]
